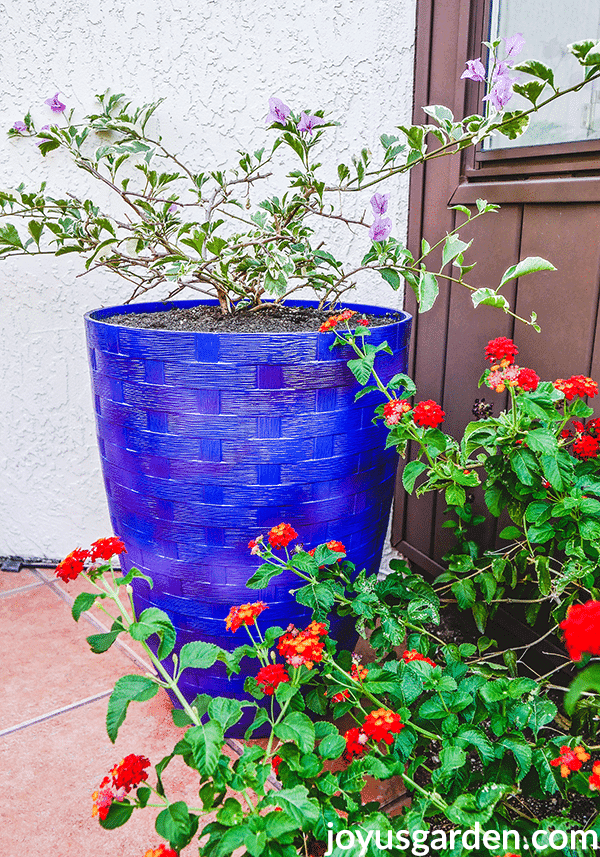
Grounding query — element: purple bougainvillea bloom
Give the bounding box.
[370,192,390,216]
[369,217,392,242]
[12,120,27,134]
[461,58,486,82]
[266,97,291,125]
[45,92,66,113]
[297,112,325,135]
[483,73,515,111]
[504,32,525,60]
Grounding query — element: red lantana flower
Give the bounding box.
[277,625,325,669]
[550,745,590,778]
[351,659,368,681]
[318,309,357,332]
[225,601,268,633]
[589,761,600,791]
[517,367,540,392]
[255,663,290,695]
[383,398,412,426]
[412,400,445,428]
[402,649,436,667]
[362,708,405,744]
[92,783,124,820]
[109,754,151,793]
[329,689,351,703]
[144,846,178,857]
[272,755,283,777]
[573,434,600,460]
[485,337,518,365]
[554,375,598,400]
[268,522,298,549]
[55,547,89,582]
[560,601,600,661]
[89,536,127,562]
[344,727,368,760]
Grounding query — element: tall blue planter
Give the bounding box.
[85,299,411,728]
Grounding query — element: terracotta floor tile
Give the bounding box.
[0,567,40,593]
[0,689,235,855]
[0,583,147,729]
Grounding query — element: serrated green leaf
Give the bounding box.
[178,640,222,672]
[106,674,159,742]
[402,460,428,493]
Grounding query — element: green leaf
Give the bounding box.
[402,460,428,493]
[274,712,315,755]
[417,271,439,312]
[217,797,244,826]
[130,607,176,658]
[456,727,494,764]
[99,800,134,829]
[106,674,159,742]
[498,734,532,779]
[155,802,199,850]
[178,640,222,672]
[380,268,401,290]
[527,697,557,737]
[440,745,467,773]
[319,732,346,759]
[442,235,470,268]
[246,561,283,588]
[72,591,101,621]
[498,256,556,289]
[513,60,555,89]
[86,617,125,653]
[186,721,224,775]
[471,288,510,311]
[565,665,600,715]
[498,525,522,540]
[261,785,319,829]
[525,428,558,455]
[451,577,476,609]
[208,697,246,732]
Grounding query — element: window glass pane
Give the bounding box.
[484,0,600,149]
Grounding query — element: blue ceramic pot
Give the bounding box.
[85,299,411,730]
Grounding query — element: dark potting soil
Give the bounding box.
[101,303,403,333]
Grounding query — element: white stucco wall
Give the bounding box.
[0,0,416,557]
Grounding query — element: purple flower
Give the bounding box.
[266,97,291,125]
[461,58,486,82]
[483,73,515,111]
[12,120,27,134]
[504,33,525,61]
[370,193,390,216]
[369,217,392,243]
[167,202,180,214]
[45,92,66,113]
[297,112,325,135]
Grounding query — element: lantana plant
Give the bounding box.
[56,524,600,856]
[2,37,600,321]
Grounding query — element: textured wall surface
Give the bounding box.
[0,0,416,556]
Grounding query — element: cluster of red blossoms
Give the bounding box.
[563,418,600,460]
[277,621,328,669]
[560,600,600,661]
[383,398,411,426]
[55,536,126,583]
[484,337,539,394]
[319,309,369,333]
[255,663,290,695]
[225,601,268,633]
[144,846,178,857]
[554,375,598,401]
[92,754,150,820]
[268,522,298,549]
[402,649,436,666]
[549,745,600,792]
[344,708,404,760]
[382,397,445,428]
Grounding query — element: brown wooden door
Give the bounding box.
[394,0,600,574]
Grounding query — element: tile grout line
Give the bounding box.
[0,690,114,737]
[0,580,46,598]
[31,568,155,674]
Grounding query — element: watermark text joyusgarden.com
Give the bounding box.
[324,821,599,855]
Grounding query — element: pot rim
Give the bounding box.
[85,297,411,337]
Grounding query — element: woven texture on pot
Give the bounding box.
[85,299,412,721]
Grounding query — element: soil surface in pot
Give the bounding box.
[102,303,403,333]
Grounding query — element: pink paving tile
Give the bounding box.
[0,567,40,593]
[0,583,149,729]
[0,689,237,856]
